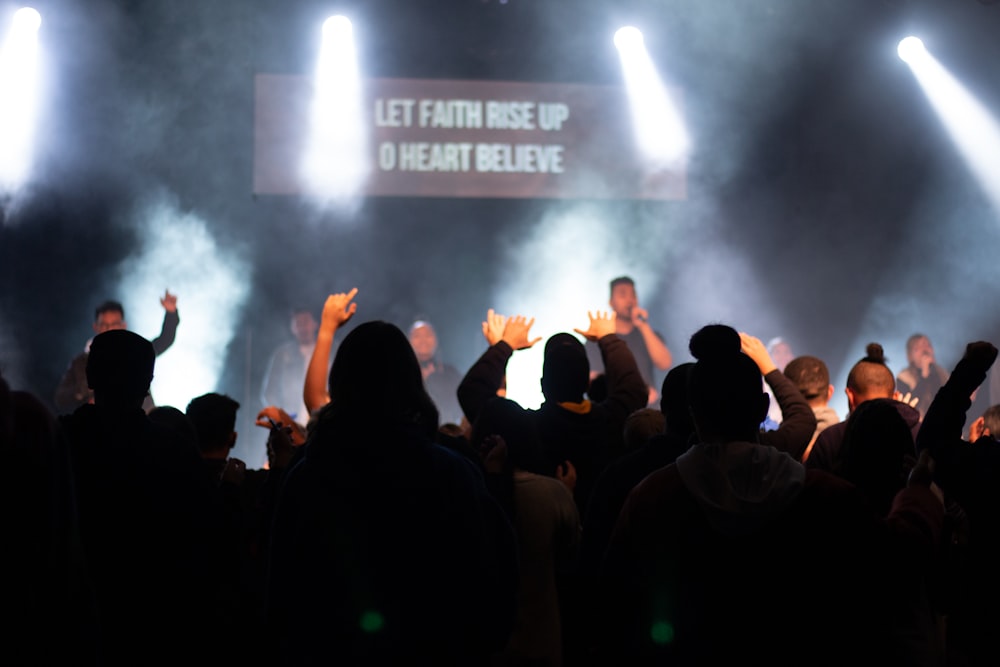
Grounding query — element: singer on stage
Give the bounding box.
[586,275,672,405]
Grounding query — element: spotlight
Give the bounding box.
[322,15,352,40]
[897,36,926,64]
[614,26,644,51]
[13,7,41,31]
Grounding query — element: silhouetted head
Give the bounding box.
[541,333,589,403]
[149,406,199,449]
[845,343,895,410]
[784,355,832,405]
[840,398,914,515]
[327,320,438,438]
[687,324,768,443]
[660,362,696,440]
[86,330,155,407]
[624,408,666,450]
[186,393,240,455]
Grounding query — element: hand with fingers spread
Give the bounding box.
[894,391,920,409]
[739,332,778,375]
[482,308,508,346]
[320,288,359,335]
[574,310,616,342]
[501,314,542,351]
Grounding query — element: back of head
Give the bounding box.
[840,398,913,513]
[541,333,589,403]
[846,343,895,400]
[624,408,666,450]
[149,406,199,449]
[688,325,767,441]
[185,393,240,453]
[86,330,155,405]
[327,320,438,438]
[784,355,831,403]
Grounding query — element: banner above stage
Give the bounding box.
[254,76,686,200]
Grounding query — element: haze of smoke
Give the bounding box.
[117,190,250,410]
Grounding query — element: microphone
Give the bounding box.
[635,312,647,323]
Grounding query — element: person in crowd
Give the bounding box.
[738,332,817,461]
[809,343,921,472]
[55,291,179,413]
[458,308,647,512]
[968,403,1000,443]
[784,354,840,460]
[266,319,518,666]
[471,397,580,667]
[897,333,950,421]
[408,319,464,426]
[916,341,1000,666]
[601,324,944,665]
[261,307,320,426]
[57,329,222,664]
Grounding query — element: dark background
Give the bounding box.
[2,0,999,462]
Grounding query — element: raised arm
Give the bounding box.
[303,288,357,415]
[916,342,998,495]
[577,311,647,425]
[150,290,180,355]
[740,332,816,460]
[458,310,539,425]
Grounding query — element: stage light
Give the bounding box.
[301,14,370,203]
[614,26,644,52]
[897,36,926,64]
[901,39,1000,213]
[614,26,689,165]
[0,6,43,192]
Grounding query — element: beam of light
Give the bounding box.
[0,7,43,193]
[614,26,689,167]
[900,37,1000,214]
[118,193,250,411]
[301,15,370,205]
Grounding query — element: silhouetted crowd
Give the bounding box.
[5,288,1000,666]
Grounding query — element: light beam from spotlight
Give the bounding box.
[901,39,1000,214]
[301,14,370,203]
[614,26,689,167]
[0,7,42,193]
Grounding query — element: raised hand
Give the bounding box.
[482,308,507,346]
[501,314,542,351]
[320,288,358,334]
[160,290,178,312]
[739,332,777,375]
[574,310,616,341]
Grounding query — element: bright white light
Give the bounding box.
[301,14,370,203]
[897,36,926,64]
[13,7,41,31]
[323,15,352,39]
[902,43,1000,214]
[615,28,689,166]
[614,26,644,52]
[120,193,250,411]
[0,6,42,192]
